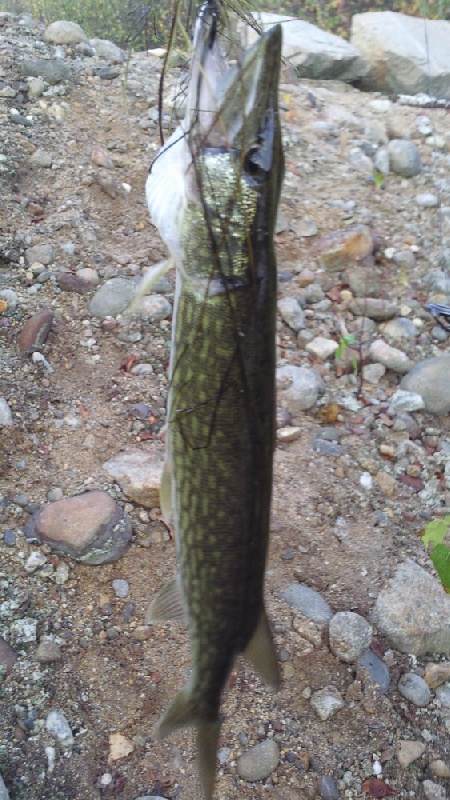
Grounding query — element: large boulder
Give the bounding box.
[351,12,450,98]
[244,13,369,82]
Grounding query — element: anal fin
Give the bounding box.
[244,608,281,690]
[145,575,188,624]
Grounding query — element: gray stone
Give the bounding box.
[416,193,439,208]
[90,38,124,63]
[103,450,163,508]
[401,355,450,415]
[278,296,305,332]
[132,294,172,323]
[276,365,324,414]
[329,611,373,663]
[0,773,9,800]
[381,317,417,341]
[45,710,74,749]
[28,77,47,98]
[310,686,344,720]
[362,363,386,385]
[388,389,425,413]
[305,337,338,360]
[97,66,121,80]
[29,148,53,168]
[398,672,431,706]
[358,649,390,693]
[36,639,62,663]
[351,12,450,99]
[372,559,450,656]
[435,684,450,708]
[349,297,398,321]
[312,439,343,457]
[388,139,421,178]
[20,58,71,84]
[0,636,18,669]
[25,243,54,265]
[422,780,448,800]
[369,339,413,374]
[396,740,426,767]
[245,13,369,81]
[319,775,340,800]
[112,579,129,599]
[424,270,450,294]
[346,266,380,297]
[236,739,279,782]
[44,20,88,44]
[24,491,132,565]
[10,617,37,645]
[281,584,333,623]
[373,146,390,175]
[0,398,13,426]
[89,278,136,318]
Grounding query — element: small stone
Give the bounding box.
[362,363,386,384]
[318,775,340,800]
[132,294,172,322]
[90,38,124,63]
[44,20,88,44]
[281,584,333,623]
[36,640,62,663]
[358,649,390,693]
[0,636,18,669]
[18,309,53,354]
[0,773,10,800]
[349,297,398,321]
[97,66,121,80]
[278,297,305,332]
[422,780,447,800]
[112,579,129,599]
[312,440,343,457]
[58,272,92,293]
[388,389,425,413]
[398,672,431,707]
[305,337,338,360]
[45,710,74,749]
[47,487,64,502]
[374,472,396,498]
[396,740,426,768]
[24,551,47,573]
[369,339,413,374]
[401,355,450,415]
[236,739,279,782]
[277,426,301,443]
[10,617,37,645]
[435,684,450,708]
[381,317,417,340]
[20,58,71,85]
[310,686,344,720]
[429,760,450,779]
[89,278,136,318]
[76,267,100,286]
[25,244,54,266]
[416,193,438,208]
[388,139,421,177]
[329,611,373,663]
[424,662,450,689]
[103,451,163,507]
[0,397,13,426]
[3,530,16,547]
[276,365,324,415]
[24,491,132,565]
[29,148,53,168]
[313,225,373,272]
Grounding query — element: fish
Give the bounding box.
[144,3,284,798]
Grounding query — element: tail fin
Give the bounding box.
[156,683,220,800]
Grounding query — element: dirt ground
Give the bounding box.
[1,11,450,800]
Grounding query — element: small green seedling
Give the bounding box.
[421,514,450,593]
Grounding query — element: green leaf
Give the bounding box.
[421,515,450,547]
[429,543,450,593]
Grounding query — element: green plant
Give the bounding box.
[421,515,450,592]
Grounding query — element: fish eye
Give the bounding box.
[244,146,266,182]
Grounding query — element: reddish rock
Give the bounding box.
[0,635,18,669]
[313,225,374,272]
[24,491,132,565]
[18,309,53,354]
[58,272,92,293]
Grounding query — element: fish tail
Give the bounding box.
[156,683,220,800]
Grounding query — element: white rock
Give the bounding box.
[46,710,74,749]
[310,686,344,720]
[329,611,373,663]
[369,338,413,373]
[276,365,324,414]
[305,336,338,360]
[388,389,425,413]
[278,296,305,332]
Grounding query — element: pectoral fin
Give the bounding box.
[145,575,188,624]
[127,258,174,312]
[244,608,281,690]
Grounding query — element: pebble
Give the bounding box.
[313,225,373,272]
[277,426,301,443]
[132,294,172,322]
[281,583,333,623]
[3,530,16,547]
[45,710,74,750]
[312,439,343,457]
[76,267,100,286]
[20,58,71,84]
[25,243,54,265]
[305,336,338,360]
[416,193,439,208]
[47,487,64,502]
[18,309,53,354]
[36,639,62,663]
[24,491,132,564]
[90,38,124,63]
[24,551,47,572]
[435,684,450,708]
[310,686,344,720]
[396,740,426,767]
[0,397,13,426]
[369,339,413,374]
[429,760,450,779]
[58,272,92,293]
[112,579,129,599]
[236,739,279,782]
[401,355,450,415]
[0,774,9,800]
[362,363,386,384]
[424,662,450,689]
[358,649,390,693]
[422,780,447,800]
[278,296,305,332]
[276,365,324,414]
[349,297,398,321]
[388,389,425,413]
[318,775,340,800]
[372,559,450,656]
[381,317,417,340]
[398,672,432,707]
[347,265,379,297]
[44,19,88,43]
[10,617,37,644]
[103,450,163,507]
[388,139,421,177]
[89,278,136,318]
[328,611,373,663]
[0,635,18,669]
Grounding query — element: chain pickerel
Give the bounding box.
[144,3,284,797]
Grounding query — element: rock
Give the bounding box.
[76,267,100,286]
[102,450,163,508]
[10,617,37,645]
[244,13,368,81]
[398,673,431,707]
[0,397,13,426]
[422,780,447,800]
[132,294,172,322]
[90,38,124,63]
[369,339,413,374]
[20,58,71,84]
[18,309,53,354]
[381,317,417,340]
[112,579,129,599]
[44,20,88,44]
[108,732,134,762]
[236,739,279,782]
[278,296,305,332]
[416,193,439,208]
[276,365,324,414]
[58,272,92,293]
[281,584,333,623]
[362,363,386,384]
[358,649,390,693]
[25,243,54,265]
[28,77,47,98]
[372,559,450,656]
[396,740,426,767]
[36,639,62,663]
[388,389,425,413]
[24,491,132,565]
[329,611,373,663]
[351,12,450,98]
[429,760,450,779]
[0,774,9,800]
[312,439,343,457]
[346,265,380,297]
[45,710,74,749]
[0,636,18,669]
[388,139,422,178]
[424,662,450,689]
[29,148,53,168]
[277,426,301,443]
[24,551,47,572]
[89,278,136,317]
[313,225,373,272]
[96,66,121,80]
[401,356,450,415]
[318,775,340,800]
[305,337,338,360]
[349,298,398,321]
[310,686,344,720]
